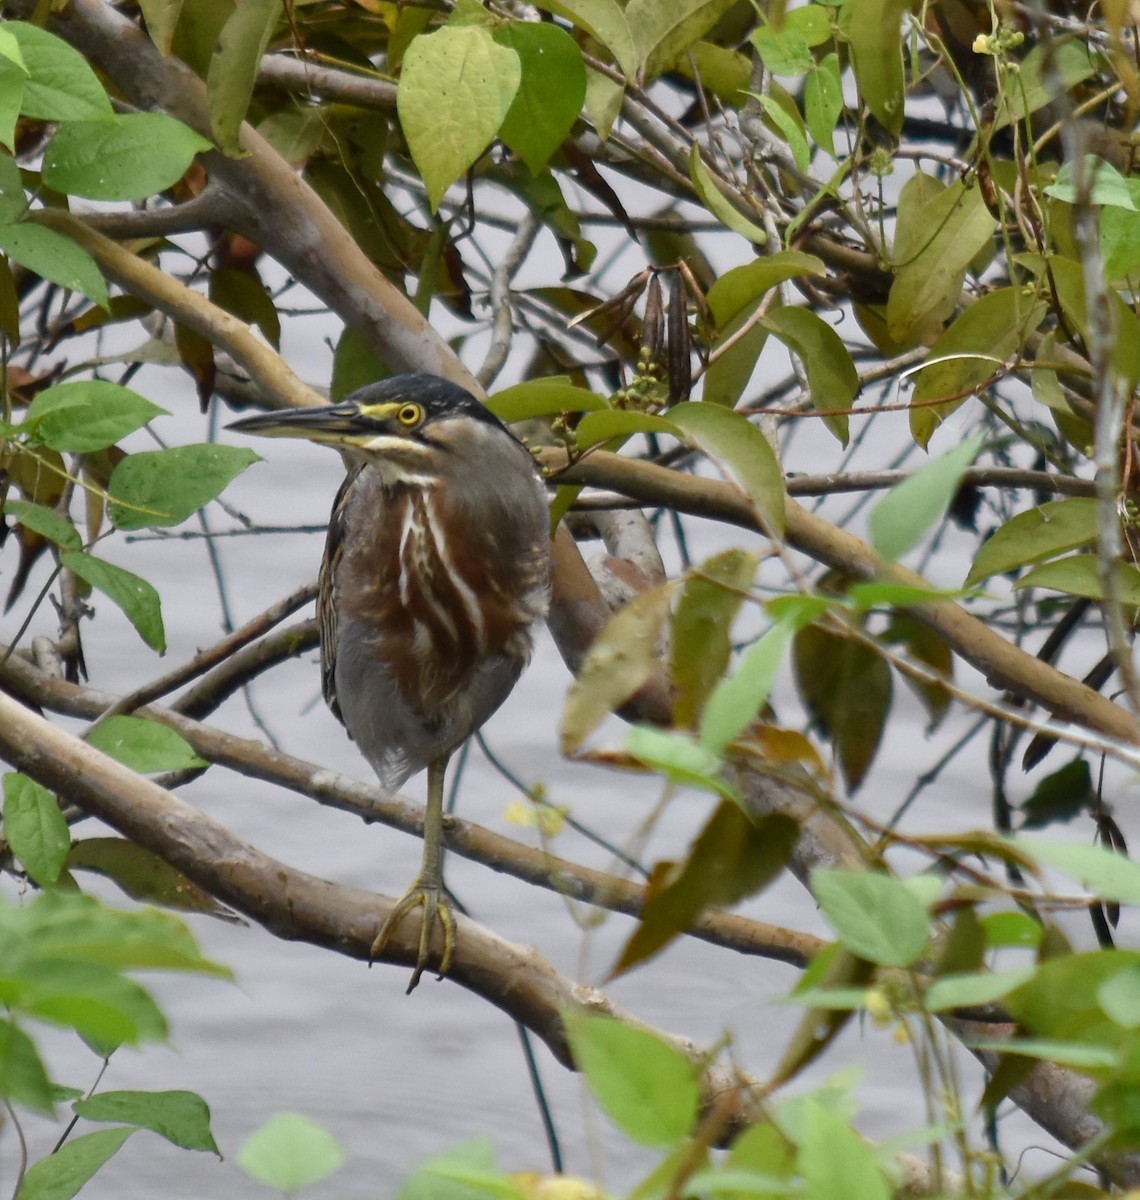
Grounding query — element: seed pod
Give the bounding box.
[642,273,664,362]
[667,269,692,401]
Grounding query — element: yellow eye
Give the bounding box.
[397,403,423,426]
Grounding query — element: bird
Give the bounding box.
[229,374,552,991]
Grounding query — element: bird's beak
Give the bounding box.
[227,402,393,447]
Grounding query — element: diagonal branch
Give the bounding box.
[0,648,810,968]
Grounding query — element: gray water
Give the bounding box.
[1,350,1131,1198]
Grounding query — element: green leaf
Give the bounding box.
[1100,180,1140,280]
[628,0,740,79]
[138,0,184,56]
[677,42,751,106]
[756,93,810,172]
[494,23,585,175]
[1016,555,1140,605]
[61,550,166,654]
[670,402,786,537]
[625,725,737,801]
[752,22,814,75]
[980,910,1043,949]
[564,1013,699,1147]
[810,869,931,966]
[108,443,258,530]
[2,501,81,551]
[792,625,891,790]
[542,0,637,80]
[799,1099,892,1200]
[881,612,953,730]
[0,222,108,309]
[398,26,522,211]
[237,1113,344,1191]
[0,27,29,74]
[74,1090,219,1154]
[1001,948,1139,1050]
[671,548,759,728]
[0,61,24,153]
[699,617,798,754]
[616,804,797,971]
[487,376,607,422]
[924,967,1035,1013]
[0,150,27,222]
[709,254,827,326]
[15,890,230,976]
[966,497,1097,584]
[763,306,856,445]
[5,22,114,122]
[869,433,984,561]
[207,0,282,155]
[85,716,206,774]
[1021,758,1094,829]
[15,1127,135,1200]
[839,0,911,135]
[1012,837,1140,905]
[583,64,624,138]
[689,144,768,244]
[1034,253,1140,390]
[703,252,825,407]
[42,114,211,202]
[23,380,167,453]
[909,286,1046,447]
[330,328,387,403]
[993,39,1095,128]
[575,409,681,449]
[67,838,238,921]
[726,1120,796,1182]
[850,581,966,607]
[561,582,675,753]
[0,1018,54,1112]
[399,1140,502,1200]
[12,959,167,1046]
[210,267,280,349]
[887,178,995,344]
[1046,155,1136,209]
[3,773,70,887]
[1097,967,1140,1028]
[804,53,843,156]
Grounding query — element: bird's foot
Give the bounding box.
[370,879,456,993]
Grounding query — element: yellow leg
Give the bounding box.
[370,755,457,993]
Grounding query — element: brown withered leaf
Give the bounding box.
[613,805,799,975]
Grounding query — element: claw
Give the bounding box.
[370,880,456,993]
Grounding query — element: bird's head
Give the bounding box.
[228,374,517,483]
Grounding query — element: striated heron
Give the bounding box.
[230,374,552,991]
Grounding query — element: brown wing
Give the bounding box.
[317,464,364,726]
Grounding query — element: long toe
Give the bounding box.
[370,881,456,993]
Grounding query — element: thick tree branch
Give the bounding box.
[0,649,808,967]
[543,448,1140,745]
